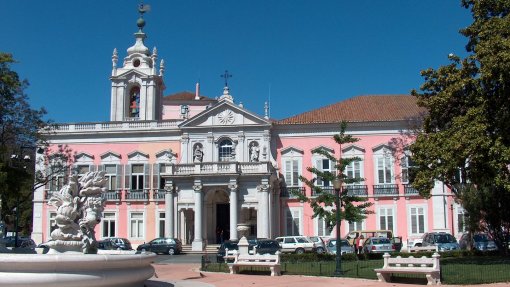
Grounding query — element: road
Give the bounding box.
[153,253,206,264]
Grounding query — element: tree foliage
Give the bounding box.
[409,0,510,252]
[294,122,373,233]
[0,52,75,236]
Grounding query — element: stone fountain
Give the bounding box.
[0,171,156,287]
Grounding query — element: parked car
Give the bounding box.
[346,229,402,252]
[100,237,133,250]
[325,238,355,255]
[2,236,36,249]
[459,233,498,251]
[362,237,395,254]
[421,232,459,251]
[136,237,182,255]
[216,240,239,263]
[97,239,116,250]
[275,236,315,254]
[251,239,281,255]
[308,236,327,254]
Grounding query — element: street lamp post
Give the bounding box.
[333,178,343,276]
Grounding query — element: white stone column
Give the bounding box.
[164,182,175,238]
[258,182,270,238]
[192,182,204,251]
[229,182,239,240]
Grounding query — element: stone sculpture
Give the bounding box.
[47,171,107,254]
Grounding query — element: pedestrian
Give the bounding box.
[357,235,365,254]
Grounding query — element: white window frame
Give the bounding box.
[131,164,145,190]
[129,212,145,239]
[373,146,395,184]
[158,212,166,238]
[285,207,302,236]
[218,139,234,162]
[343,145,365,186]
[102,212,117,238]
[377,206,396,234]
[313,157,333,187]
[408,205,428,236]
[48,212,57,241]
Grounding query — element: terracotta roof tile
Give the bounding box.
[162,91,216,102]
[276,95,425,125]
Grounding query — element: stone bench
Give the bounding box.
[228,253,281,276]
[374,252,441,285]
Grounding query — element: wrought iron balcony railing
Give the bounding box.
[281,186,306,198]
[404,184,420,196]
[345,185,369,197]
[153,189,166,201]
[373,184,399,197]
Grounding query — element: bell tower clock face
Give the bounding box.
[217,109,235,125]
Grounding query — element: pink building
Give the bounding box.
[32,13,462,251]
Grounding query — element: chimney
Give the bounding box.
[195,82,200,100]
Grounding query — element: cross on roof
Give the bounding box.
[221,70,232,87]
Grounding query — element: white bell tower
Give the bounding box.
[110,5,165,121]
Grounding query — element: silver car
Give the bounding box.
[326,239,355,255]
[362,237,395,254]
[308,236,327,254]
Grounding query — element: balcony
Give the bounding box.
[281,186,305,198]
[344,185,368,197]
[164,162,272,176]
[153,189,166,201]
[125,189,149,202]
[373,184,399,197]
[404,184,420,197]
[311,186,334,196]
[102,190,121,202]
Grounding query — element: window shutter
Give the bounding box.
[125,164,131,190]
[292,159,299,186]
[144,163,150,189]
[318,217,324,236]
[116,164,123,190]
[153,163,160,190]
[285,160,292,185]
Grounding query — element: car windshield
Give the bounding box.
[328,239,350,247]
[473,234,489,242]
[296,237,309,243]
[435,234,456,243]
[371,238,391,244]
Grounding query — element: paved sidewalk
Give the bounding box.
[146,263,510,287]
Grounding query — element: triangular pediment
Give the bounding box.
[111,69,151,80]
[179,101,270,129]
[127,151,149,160]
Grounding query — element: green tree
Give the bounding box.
[409,1,510,253]
[0,52,75,237]
[294,122,373,235]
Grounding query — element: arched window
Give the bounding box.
[129,86,140,118]
[218,139,233,162]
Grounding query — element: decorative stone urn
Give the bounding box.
[236,223,251,238]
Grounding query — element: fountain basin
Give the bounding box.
[0,252,156,287]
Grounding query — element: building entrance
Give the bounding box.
[216,203,230,243]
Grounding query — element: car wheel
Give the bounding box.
[295,248,305,254]
[168,248,175,255]
[316,247,324,254]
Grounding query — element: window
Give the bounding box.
[378,207,394,232]
[159,212,165,237]
[317,216,331,236]
[410,207,425,234]
[50,175,65,191]
[49,212,57,236]
[131,164,144,190]
[348,220,363,232]
[180,105,189,118]
[102,212,116,238]
[75,165,89,177]
[104,164,117,191]
[284,159,301,187]
[315,158,332,187]
[285,208,301,236]
[218,139,233,162]
[457,207,467,233]
[130,212,144,238]
[376,155,394,184]
[346,159,362,184]
[401,155,415,183]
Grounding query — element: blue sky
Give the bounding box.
[2,1,472,123]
